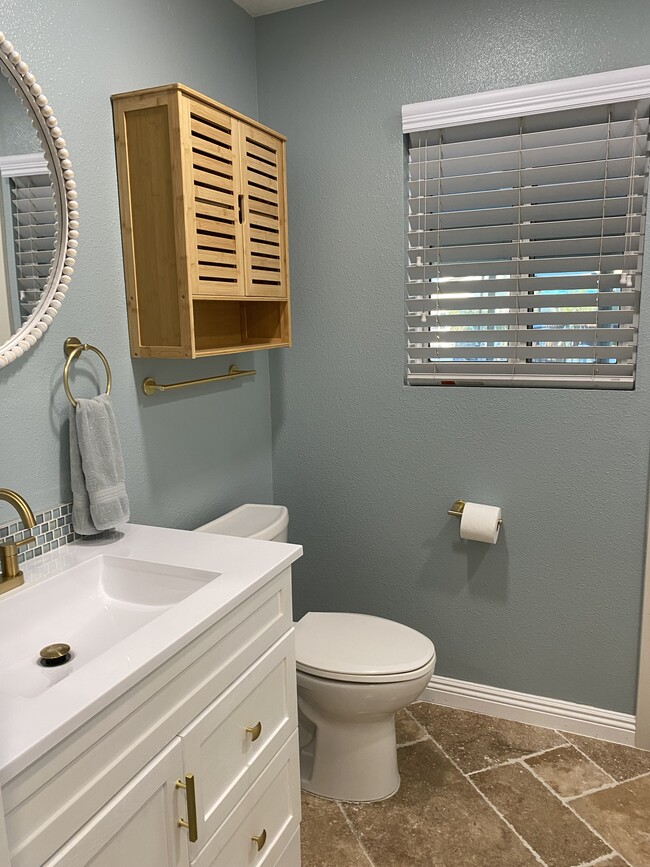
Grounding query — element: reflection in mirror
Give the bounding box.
[0,71,55,345]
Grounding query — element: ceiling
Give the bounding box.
[232,0,324,16]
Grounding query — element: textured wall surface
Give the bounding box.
[0,0,274,530]
[0,82,40,155]
[256,0,650,713]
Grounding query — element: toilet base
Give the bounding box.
[299,710,401,802]
[302,777,401,804]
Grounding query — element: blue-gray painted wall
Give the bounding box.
[0,0,275,530]
[0,82,40,155]
[256,0,650,713]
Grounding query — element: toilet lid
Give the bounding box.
[295,612,435,682]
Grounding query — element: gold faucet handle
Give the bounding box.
[0,534,35,590]
[0,535,35,555]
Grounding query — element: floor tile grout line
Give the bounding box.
[520,759,634,867]
[467,743,574,777]
[400,707,432,747]
[559,736,618,785]
[336,800,376,867]
[396,735,429,749]
[554,727,574,746]
[421,730,549,867]
[576,853,622,867]
[565,767,650,803]
[402,706,427,730]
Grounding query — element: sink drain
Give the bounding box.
[39,643,72,667]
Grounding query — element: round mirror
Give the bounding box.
[0,33,77,368]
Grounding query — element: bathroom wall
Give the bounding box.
[0,82,41,155]
[256,0,650,713]
[0,0,274,530]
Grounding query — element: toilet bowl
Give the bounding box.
[196,505,437,802]
[296,612,435,801]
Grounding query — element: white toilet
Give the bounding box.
[196,504,437,803]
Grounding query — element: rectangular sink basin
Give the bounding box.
[0,555,219,699]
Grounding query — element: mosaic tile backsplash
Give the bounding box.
[0,502,78,563]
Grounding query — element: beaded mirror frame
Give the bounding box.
[0,32,77,369]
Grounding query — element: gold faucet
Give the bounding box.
[0,489,36,594]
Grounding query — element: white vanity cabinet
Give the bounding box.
[3,566,301,867]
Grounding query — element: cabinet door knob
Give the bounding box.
[176,773,199,842]
[245,721,262,741]
[251,828,267,851]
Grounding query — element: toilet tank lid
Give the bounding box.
[195,504,288,540]
[295,612,436,679]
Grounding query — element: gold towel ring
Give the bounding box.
[63,337,112,408]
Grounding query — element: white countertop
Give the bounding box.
[0,523,302,783]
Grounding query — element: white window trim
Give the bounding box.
[402,65,650,134]
[0,153,48,178]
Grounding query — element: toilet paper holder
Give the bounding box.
[447,499,503,527]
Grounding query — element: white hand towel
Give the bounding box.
[70,394,130,535]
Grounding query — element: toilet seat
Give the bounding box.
[295,612,436,684]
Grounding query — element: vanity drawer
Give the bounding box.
[191,731,300,867]
[181,632,297,854]
[5,570,293,867]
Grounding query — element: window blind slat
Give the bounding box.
[406,290,638,312]
[408,197,646,232]
[408,344,635,361]
[410,137,648,183]
[410,176,647,216]
[407,273,624,295]
[407,253,639,278]
[407,371,633,389]
[410,236,641,263]
[407,309,636,327]
[409,116,650,161]
[412,216,643,247]
[408,361,634,377]
[408,157,648,198]
[408,326,636,344]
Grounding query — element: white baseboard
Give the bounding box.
[421,675,636,746]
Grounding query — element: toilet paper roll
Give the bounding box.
[459,502,501,544]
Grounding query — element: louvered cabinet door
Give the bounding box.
[237,123,289,298]
[184,98,246,298]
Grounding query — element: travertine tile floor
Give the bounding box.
[300,702,650,867]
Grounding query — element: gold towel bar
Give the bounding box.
[63,337,112,408]
[142,365,255,396]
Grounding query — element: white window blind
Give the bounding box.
[10,173,56,326]
[405,99,650,388]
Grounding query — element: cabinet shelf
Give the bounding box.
[112,83,291,358]
[193,299,290,355]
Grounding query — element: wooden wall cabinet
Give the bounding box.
[111,84,291,358]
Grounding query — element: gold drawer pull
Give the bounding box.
[251,829,267,851]
[246,721,262,741]
[176,773,198,842]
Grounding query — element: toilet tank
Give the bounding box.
[195,504,288,542]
